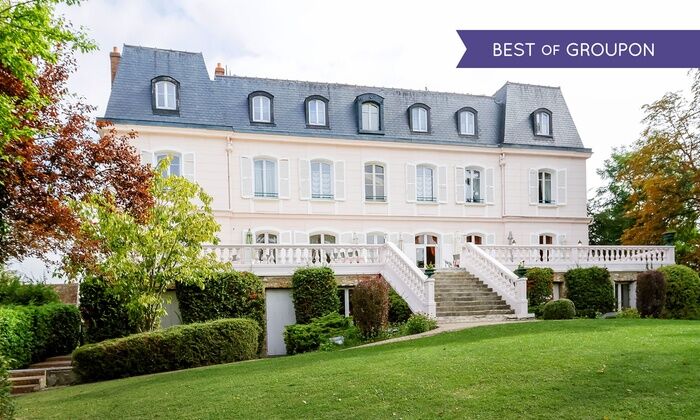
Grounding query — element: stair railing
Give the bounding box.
[379,242,435,317]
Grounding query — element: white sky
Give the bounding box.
[11,0,698,280]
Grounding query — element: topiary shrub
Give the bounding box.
[658,264,700,319]
[636,270,666,318]
[79,276,138,343]
[31,303,81,362]
[0,356,14,420]
[542,299,576,320]
[283,313,351,355]
[176,270,265,353]
[404,313,438,335]
[388,290,412,323]
[351,277,389,338]
[525,267,554,307]
[72,318,260,382]
[0,307,34,369]
[564,267,615,318]
[0,270,59,306]
[291,267,339,324]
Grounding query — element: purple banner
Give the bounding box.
[456,30,700,68]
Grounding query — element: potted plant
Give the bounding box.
[513,261,527,278]
[424,263,435,278]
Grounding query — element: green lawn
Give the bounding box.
[16,319,700,419]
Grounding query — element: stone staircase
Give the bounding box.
[9,355,74,395]
[433,269,515,321]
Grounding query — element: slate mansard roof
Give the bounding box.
[103,45,588,151]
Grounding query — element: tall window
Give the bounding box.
[364,163,385,201]
[254,159,277,198]
[306,97,327,126]
[465,168,482,203]
[410,105,429,133]
[156,152,181,177]
[249,92,273,123]
[415,234,438,268]
[256,232,278,263]
[366,233,386,244]
[310,233,336,244]
[416,165,435,202]
[458,108,476,136]
[154,80,177,110]
[534,109,552,136]
[361,102,380,131]
[311,160,333,199]
[538,170,554,204]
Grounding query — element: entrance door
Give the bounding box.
[415,234,438,268]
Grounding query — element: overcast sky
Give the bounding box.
[12,0,696,279]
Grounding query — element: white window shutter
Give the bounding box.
[528,169,538,205]
[406,164,416,203]
[486,233,496,245]
[530,233,538,245]
[278,158,290,199]
[557,169,567,205]
[455,166,465,204]
[140,150,154,166]
[183,153,195,182]
[356,232,367,244]
[335,161,345,200]
[240,156,252,198]
[299,159,310,200]
[294,231,309,244]
[280,231,293,244]
[389,233,400,245]
[340,232,353,244]
[485,167,495,204]
[558,234,567,245]
[438,166,448,203]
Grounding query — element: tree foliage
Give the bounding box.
[66,162,224,332]
[588,149,635,245]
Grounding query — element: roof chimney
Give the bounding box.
[110,46,121,85]
[215,62,225,77]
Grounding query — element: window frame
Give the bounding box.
[408,103,431,134]
[304,95,330,128]
[464,166,484,203]
[456,107,478,138]
[532,108,553,138]
[355,93,385,135]
[155,151,182,178]
[248,91,275,125]
[310,159,334,200]
[416,164,437,203]
[366,232,387,245]
[537,169,556,205]
[151,76,180,115]
[253,157,279,198]
[364,162,386,202]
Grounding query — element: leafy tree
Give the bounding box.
[66,161,224,332]
[588,149,635,245]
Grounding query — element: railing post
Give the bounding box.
[425,278,436,317]
[515,277,529,318]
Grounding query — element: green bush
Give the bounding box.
[636,270,666,318]
[529,303,546,318]
[284,313,351,355]
[525,267,554,307]
[0,270,59,306]
[72,318,260,382]
[176,270,265,353]
[79,276,138,343]
[0,307,34,369]
[351,277,389,338]
[659,265,700,319]
[0,356,14,420]
[564,267,615,318]
[615,307,641,319]
[404,313,438,335]
[543,299,576,320]
[388,290,412,323]
[291,267,339,324]
[31,304,81,362]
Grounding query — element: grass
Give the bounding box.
[16,319,700,419]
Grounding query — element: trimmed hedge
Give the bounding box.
[284,313,351,355]
[388,290,412,323]
[636,270,666,318]
[72,318,260,382]
[80,276,137,343]
[0,356,14,420]
[525,267,554,307]
[0,307,33,369]
[291,267,339,324]
[564,267,615,318]
[543,299,576,320]
[176,270,265,353]
[659,265,700,319]
[0,271,59,306]
[351,277,389,338]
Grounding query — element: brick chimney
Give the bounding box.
[110,46,121,85]
[215,62,225,77]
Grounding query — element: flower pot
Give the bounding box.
[424,267,435,278]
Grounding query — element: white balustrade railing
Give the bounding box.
[460,243,528,317]
[204,243,434,316]
[479,245,675,271]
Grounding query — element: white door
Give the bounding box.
[265,289,296,356]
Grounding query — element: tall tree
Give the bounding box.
[588,149,634,245]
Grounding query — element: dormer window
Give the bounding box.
[356,93,384,134]
[457,107,477,137]
[305,95,329,127]
[249,91,274,124]
[151,76,179,114]
[408,104,430,133]
[533,108,552,137]
[362,103,379,131]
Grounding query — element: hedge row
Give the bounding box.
[72,318,260,382]
[79,276,138,343]
[0,304,81,369]
[0,356,13,420]
[0,272,59,306]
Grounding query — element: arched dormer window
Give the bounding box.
[457,107,478,137]
[305,95,329,128]
[151,76,179,114]
[408,103,430,133]
[356,93,384,134]
[248,91,274,124]
[533,108,552,137]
